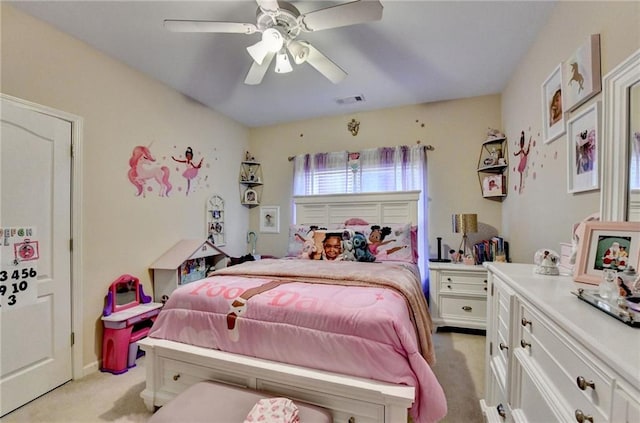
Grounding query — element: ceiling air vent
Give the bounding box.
[336,94,366,105]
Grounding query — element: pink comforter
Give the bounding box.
[149,259,447,422]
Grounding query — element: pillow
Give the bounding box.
[286,225,339,258]
[344,223,416,263]
[344,217,369,226]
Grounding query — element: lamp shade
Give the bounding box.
[452,213,478,234]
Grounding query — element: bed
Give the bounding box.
[139,191,446,423]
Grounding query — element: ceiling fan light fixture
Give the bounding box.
[275,51,293,73]
[287,41,309,64]
[262,27,284,53]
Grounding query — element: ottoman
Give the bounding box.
[148,380,333,423]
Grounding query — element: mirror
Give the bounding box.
[601,48,640,221]
[103,274,141,316]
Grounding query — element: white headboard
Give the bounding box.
[293,191,420,227]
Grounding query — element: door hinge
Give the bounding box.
[69,238,73,251]
[489,341,493,356]
[491,283,494,296]
[71,332,75,346]
[70,140,74,158]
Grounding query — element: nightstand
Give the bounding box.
[428,262,488,330]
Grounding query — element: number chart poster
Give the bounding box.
[1,227,39,311]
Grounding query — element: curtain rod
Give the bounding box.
[287,144,434,161]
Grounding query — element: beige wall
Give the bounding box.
[248,96,504,259]
[1,4,250,371]
[501,1,640,263]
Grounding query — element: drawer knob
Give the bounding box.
[576,376,596,391]
[462,306,472,311]
[348,418,355,423]
[520,339,531,349]
[575,409,594,422]
[497,403,506,418]
[447,277,452,282]
[521,318,532,327]
[447,285,452,289]
[499,342,509,351]
[173,374,180,381]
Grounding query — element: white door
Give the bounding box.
[0,98,73,416]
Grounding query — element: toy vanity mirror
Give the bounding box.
[103,274,151,316]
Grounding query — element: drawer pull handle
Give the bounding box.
[447,285,452,289]
[348,418,355,423]
[462,306,472,311]
[575,409,594,422]
[173,374,180,381]
[499,343,509,351]
[447,277,452,282]
[520,340,531,349]
[521,318,532,327]
[497,403,506,418]
[576,376,596,391]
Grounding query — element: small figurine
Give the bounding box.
[245,151,255,162]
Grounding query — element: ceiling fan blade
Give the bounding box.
[301,42,347,84]
[245,52,275,85]
[299,0,383,32]
[163,20,258,34]
[256,0,280,15]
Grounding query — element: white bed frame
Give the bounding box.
[139,191,421,422]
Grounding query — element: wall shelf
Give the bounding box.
[477,137,508,201]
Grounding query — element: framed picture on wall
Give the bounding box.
[574,221,640,285]
[567,102,600,193]
[259,206,280,233]
[541,64,566,144]
[562,34,601,112]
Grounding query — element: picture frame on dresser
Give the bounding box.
[574,221,640,285]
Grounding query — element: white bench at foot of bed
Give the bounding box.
[138,337,414,423]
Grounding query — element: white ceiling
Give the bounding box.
[9,1,556,128]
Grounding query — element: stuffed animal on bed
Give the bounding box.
[352,232,376,262]
[339,230,356,261]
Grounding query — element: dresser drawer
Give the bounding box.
[440,271,488,295]
[158,357,250,396]
[440,295,487,321]
[516,303,612,421]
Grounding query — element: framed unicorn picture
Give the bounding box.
[562,34,601,112]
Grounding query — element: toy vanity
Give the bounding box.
[101,274,163,374]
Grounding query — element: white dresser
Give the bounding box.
[428,262,488,330]
[480,263,640,423]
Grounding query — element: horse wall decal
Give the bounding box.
[128,145,172,197]
[568,62,584,93]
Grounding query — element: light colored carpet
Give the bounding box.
[2,330,485,422]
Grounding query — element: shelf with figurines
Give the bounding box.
[477,128,508,200]
[239,151,263,207]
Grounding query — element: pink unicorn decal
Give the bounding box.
[128,145,172,197]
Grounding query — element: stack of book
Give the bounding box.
[473,237,509,264]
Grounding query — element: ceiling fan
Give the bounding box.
[164,0,383,85]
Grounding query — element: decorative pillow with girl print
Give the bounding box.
[343,223,415,263]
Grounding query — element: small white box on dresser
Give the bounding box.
[428,262,488,330]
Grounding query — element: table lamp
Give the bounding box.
[452,213,478,262]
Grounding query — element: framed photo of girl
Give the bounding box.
[541,64,566,144]
[259,206,280,233]
[574,221,640,285]
[567,102,600,193]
